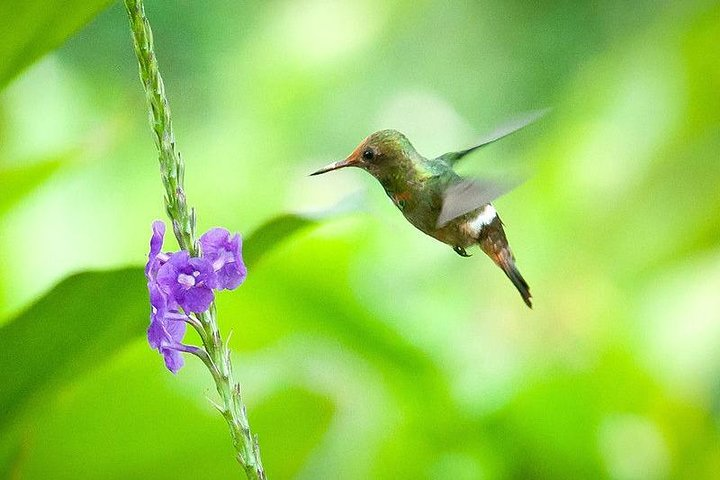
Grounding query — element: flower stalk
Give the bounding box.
[124,1,266,478]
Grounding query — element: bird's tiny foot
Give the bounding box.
[453,246,472,257]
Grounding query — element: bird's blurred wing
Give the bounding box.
[436,178,522,227]
[438,108,550,166]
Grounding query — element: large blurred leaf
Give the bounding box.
[0,0,112,89]
[0,156,66,216]
[0,268,147,433]
[244,214,316,268]
[244,192,364,267]
[0,201,358,434]
[252,387,335,478]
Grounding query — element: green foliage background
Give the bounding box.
[1,0,719,478]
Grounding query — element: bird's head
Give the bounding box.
[310,129,417,181]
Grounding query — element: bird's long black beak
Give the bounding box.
[309,157,357,176]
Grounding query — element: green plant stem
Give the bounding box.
[123,1,266,478]
[201,306,265,479]
[123,0,195,254]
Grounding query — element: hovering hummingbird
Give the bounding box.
[310,110,547,308]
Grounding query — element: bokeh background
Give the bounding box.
[1,0,719,478]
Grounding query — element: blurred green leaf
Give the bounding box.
[0,204,354,434]
[251,387,334,478]
[0,268,146,434]
[244,193,364,268]
[0,157,65,216]
[0,0,112,89]
[0,440,23,480]
[244,214,315,268]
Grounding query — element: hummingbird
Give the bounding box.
[310,110,546,308]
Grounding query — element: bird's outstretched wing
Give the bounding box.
[437,108,549,166]
[436,177,522,227]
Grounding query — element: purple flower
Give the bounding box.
[156,251,216,312]
[148,289,185,371]
[200,228,247,290]
[147,285,187,373]
[143,221,248,374]
[145,220,168,280]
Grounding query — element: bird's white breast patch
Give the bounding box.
[467,205,497,234]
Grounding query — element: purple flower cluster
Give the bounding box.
[145,221,247,373]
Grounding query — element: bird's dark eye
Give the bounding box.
[362,148,375,161]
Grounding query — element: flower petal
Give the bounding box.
[147,308,188,373]
[145,220,166,278]
[147,317,165,350]
[164,316,187,344]
[167,250,191,268]
[182,285,214,312]
[217,262,247,290]
[199,227,231,256]
[156,261,179,296]
[162,348,184,374]
[148,283,167,310]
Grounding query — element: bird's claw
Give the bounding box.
[453,246,472,257]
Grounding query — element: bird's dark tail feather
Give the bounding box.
[478,222,532,308]
[500,257,532,308]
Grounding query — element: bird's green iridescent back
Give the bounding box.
[368,134,463,237]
